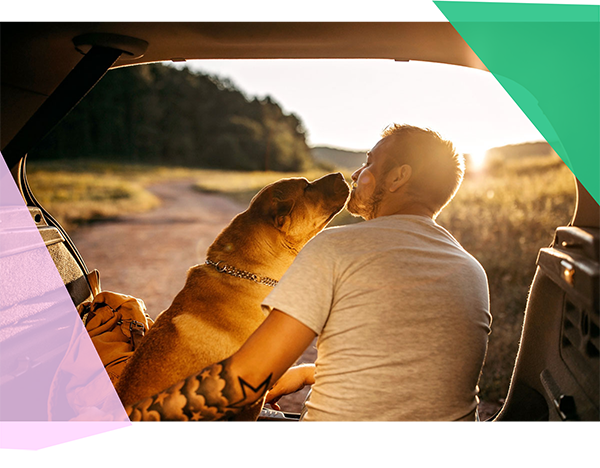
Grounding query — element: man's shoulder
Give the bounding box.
[315,216,430,243]
[302,222,368,253]
[317,221,373,240]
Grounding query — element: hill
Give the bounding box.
[311,146,366,170]
[486,141,554,160]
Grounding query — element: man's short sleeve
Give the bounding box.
[261,232,337,335]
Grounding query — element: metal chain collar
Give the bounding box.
[205,259,279,287]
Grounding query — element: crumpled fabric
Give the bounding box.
[79,291,154,384]
[48,289,153,420]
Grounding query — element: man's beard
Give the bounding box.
[347,181,386,220]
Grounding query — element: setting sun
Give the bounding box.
[466,148,489,172]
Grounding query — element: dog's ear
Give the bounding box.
[272,198,295,230]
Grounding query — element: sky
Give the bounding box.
[179,58,544,158]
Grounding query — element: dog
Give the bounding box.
[116,172,350,419]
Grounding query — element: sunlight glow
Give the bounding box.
[181,59,545,154]
[467,149,489,172]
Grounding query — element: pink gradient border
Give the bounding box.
[0,153,130,450]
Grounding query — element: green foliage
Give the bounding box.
[29,64,317,172]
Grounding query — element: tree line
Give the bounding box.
[30,63,318,172]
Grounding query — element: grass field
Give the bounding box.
[26,160,343,230]
[27,152,577,403]
[437,153,576,402]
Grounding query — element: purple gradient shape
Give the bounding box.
[0,422,132,451]
[0,153,130,450]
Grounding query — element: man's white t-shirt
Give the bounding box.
[262,215,491,421]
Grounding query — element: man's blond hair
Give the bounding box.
[380,123,464,217]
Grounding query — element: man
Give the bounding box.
[126,124,491,422]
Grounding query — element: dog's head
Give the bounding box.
[248,172,350,253]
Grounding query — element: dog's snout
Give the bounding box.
[313,172,347,188]
[331,172,350,194]
[308,173,350,202]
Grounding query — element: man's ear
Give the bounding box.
[387,164,412,193]
[272,198,295,230]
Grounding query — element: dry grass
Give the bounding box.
[192,168,362,227]
[27,161,342,230]
[436,153,576,402]
[26,161,252,229]
[27,154,577,404]
[192,169,339,205]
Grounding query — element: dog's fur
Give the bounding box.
[116,173,349,417]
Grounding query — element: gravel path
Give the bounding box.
[71,179,312,413]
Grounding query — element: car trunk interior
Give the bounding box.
[1,23,598,421]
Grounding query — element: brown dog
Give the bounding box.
[116,173,350,417]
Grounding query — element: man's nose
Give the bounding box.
[351,166,362,181]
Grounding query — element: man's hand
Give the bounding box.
[125,310,316,421]
[266,364,316,411]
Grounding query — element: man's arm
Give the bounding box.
[125,310,316,421]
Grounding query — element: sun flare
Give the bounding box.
[467,149,488,172]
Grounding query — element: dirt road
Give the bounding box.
[71,179,313,413]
